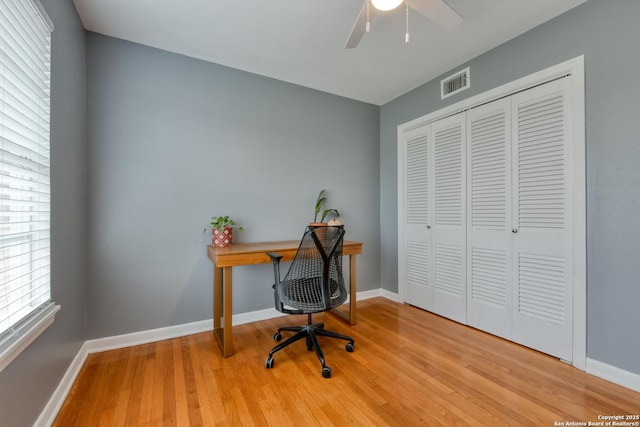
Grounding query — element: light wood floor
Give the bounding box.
[53,298,639,426]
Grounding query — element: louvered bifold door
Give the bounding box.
[511,78,573,361]
[466,98,513,340]
[431,112,466,323]
[401,125,434,311]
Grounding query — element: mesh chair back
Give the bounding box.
[276,225,347,313]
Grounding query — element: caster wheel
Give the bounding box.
[273,332,282,342]
[265,357,274,369]
[346,342,354,352]
[322,366,332,378]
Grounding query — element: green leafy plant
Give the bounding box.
[313,189,340,223]
[209,216,244,233]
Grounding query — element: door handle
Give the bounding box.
[426,225,431,229]
[512,228,518,233]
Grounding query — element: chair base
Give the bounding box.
[265,313,354,378]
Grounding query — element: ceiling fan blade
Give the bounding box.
[344,2,378,49]
[410,0,462,31]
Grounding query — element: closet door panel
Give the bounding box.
[401,125,434,311]
[511,78,573,361]
[431,112,466,323]
[466,98,513,339]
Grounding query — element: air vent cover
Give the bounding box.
[441,67,470,99]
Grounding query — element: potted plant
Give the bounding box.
[209,216,243,247]
[310,189,341,227]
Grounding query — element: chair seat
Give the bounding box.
[279,277,347,313]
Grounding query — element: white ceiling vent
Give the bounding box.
[441,67,470,99]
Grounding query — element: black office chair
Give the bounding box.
[264,225,354,378]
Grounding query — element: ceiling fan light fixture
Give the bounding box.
[371,0,403,12]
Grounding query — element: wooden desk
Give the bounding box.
[207,240,363,357]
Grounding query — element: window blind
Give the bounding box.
[0,0,54,349]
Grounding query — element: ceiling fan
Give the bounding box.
[345,0,462,48]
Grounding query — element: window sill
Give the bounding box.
[0,302,61,373]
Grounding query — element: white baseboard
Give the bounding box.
[86,318,214,354]
[352,287,400,302]
[85,289,391,354]
[232,306,288,327]
[586,358,640,393]
[380,288,401,302]
[353,288,382,300]
[34,342,89,427]
[87,308,291,354]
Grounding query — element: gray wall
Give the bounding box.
[380,0,640,375]
[85,33,380,338]
[0,0,87,425]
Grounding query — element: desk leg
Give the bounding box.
[330,254,357,325]
[213,265,234,357]
[213,266,222,331]
[223,266,233,356]
[349,254,357,324]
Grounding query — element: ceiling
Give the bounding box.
[72,0,588,106]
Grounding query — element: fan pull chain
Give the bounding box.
[366,0,371,32]
[405,0,410,43]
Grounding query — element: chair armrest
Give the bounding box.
[267,252,284,310]
[267,252,284,263]
[267,252,283,290]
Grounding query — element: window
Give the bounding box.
[0,0,58,372]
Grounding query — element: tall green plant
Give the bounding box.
[313,189,340,223]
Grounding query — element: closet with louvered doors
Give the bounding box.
[400,76,575,361]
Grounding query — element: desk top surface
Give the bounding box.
[207,240,362,267]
